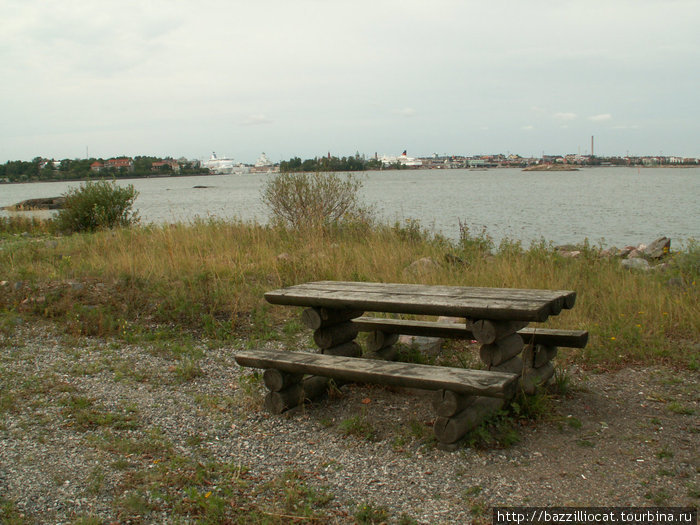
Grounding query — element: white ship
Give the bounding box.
[202,152,249,175]
[379,150,422,168]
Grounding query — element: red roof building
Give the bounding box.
[105,158,134,171]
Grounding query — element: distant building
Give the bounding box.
[250,152,277,173]
[90,161,104,172]
[151,160,180,172]
[104,158,134,171]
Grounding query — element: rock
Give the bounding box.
[45,240,59,249]
[404,257,439,274]
[627,249,644,259]
[599,248,617,258]
[12,281,23,291]
[621,258,651,271]
[619,246,636,258]
[437,316,463,324]
[559,250,581,258]
[4,197,66,210]
[398,335,442,357]
[276,252,290,261]
[643,237,671,259]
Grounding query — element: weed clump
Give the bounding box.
[261,171,371,229]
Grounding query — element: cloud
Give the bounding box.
[241,114,273,126]
[521,125,535,131]
[394,107,416,117]
[588,113,612,122]
[553,112,577,120]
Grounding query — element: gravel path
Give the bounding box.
[1,323,698,523]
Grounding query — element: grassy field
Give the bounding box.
[1,216,698,369]
[1,216,698,523]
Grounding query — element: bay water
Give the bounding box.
[1,167,698,248]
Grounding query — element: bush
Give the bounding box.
[261,172,370,229]
[57,180,139,232]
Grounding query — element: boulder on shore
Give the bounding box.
[621,258,651,271]
[643,237,671,259]
[403,257,439,275]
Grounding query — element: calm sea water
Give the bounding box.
[2,167,698,248]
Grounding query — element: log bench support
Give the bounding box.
[251,304,585,449]
[235,349,519,446]
[351,316,585,449]
[352,315,586,397]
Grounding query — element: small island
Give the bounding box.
[3,197,66,210]
[522,164,579,171]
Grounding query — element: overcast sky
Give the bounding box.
[1,0,698,163]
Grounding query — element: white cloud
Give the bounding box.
[1,1,698,161]
[242,114,273,126]
[394,107,416,117]
[589,114,612,122]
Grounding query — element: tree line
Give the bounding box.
[279,155,383,173]
[0,156,204,183]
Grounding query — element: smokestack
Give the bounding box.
[591,136,594,157]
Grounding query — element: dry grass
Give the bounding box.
[1,218,698,368]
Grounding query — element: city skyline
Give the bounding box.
[2,1,699,164]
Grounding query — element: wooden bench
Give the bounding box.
[250,281,586,448]
[350,316,589,348]
[235,349,519,398]
[235,349,520,447]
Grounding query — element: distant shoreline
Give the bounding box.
[2,165,699,186]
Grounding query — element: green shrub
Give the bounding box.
[57,179,139,232]
[261,171,370,228]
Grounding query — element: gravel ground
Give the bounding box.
[1,323,698,524]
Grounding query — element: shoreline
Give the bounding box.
[2,164,699,186]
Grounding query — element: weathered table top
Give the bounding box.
[264,281,576,322]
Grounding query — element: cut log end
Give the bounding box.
[431,389,476,417]
[263,369,303,392]
[433,397,505,444]
[301,307,364,330]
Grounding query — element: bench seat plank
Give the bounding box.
[350,317,588,348]
[235,350,518,399]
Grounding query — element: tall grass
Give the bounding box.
[0,217,697,367]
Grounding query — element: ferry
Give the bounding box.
[202,152,249,175]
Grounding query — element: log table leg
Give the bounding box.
[521,344,558,394]
[295,307,365,405]
[434,396,505,449]
[365,330,399,361]
[431,318,529,447]
[473,319,527,379]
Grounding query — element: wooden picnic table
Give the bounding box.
[236,280,585,449]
